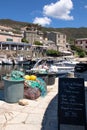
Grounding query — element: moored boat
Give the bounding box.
[0,55,13,65]
[25,58,74,77]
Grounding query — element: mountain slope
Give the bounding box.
[0,19,29,30]
[0,19,87,41]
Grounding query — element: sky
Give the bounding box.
[0,0,87,28]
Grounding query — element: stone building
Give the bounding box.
[75,38,87,51]
[0,26,23,43]
[21,25,44,44]
[47,31,67,51]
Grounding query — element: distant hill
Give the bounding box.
[0,19,30,30]
[56,27,87,41]
[42,27,87,42]
[0,19,87,42]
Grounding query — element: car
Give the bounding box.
[74,62,87,72]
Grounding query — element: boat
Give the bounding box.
[25,58,74,77]
[74,62,87,81]
[0,55,13,65]
[53,58,79,67]
[25,59,43,73]
[2,58,13,65]
[0,55,5,64]
[62,59,79,67]
[10,55,31,65]
[74,62,87,72]
[48,64,74,77]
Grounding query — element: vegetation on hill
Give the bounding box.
[0,19,87,57]
[0,19,28,30]
[0,19,41,31]
[42,27,87,44]
[0,19,87,42]
[56,27,87,43]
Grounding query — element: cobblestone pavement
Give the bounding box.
[0,78,58,130]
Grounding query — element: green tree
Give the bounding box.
[21,38,28,43]
[78,51,86,58]
[46,49,61,57]
[34,41,43,45]
[70,44,86,57]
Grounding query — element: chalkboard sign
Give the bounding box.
[58,78,86,129]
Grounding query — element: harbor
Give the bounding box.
[0,2,87,129]
[0,75,58,130]
[0,77,87,130]
[0,56,87,130]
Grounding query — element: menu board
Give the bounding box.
[58,78,86,129]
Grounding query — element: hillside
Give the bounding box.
[56,27,87,41]
[42,27,87,42]
[0,19,87,42]
[0,19,30,30]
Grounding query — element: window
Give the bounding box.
[58,40,60,43]
[63,40,65,43]
[6,38,13,41]
[63,35,66,38]
[58,34,60,38]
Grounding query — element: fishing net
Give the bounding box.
[11,70,24,79]
[5,70,25,81]
[24,87,41,100]
[24,77,47,97]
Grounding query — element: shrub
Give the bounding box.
[46,49,61,57]
[78,51,86,58]
[21,38,28,43]
[70,44,86,57]
[34,41,43,45]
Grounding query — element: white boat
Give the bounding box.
[62,59,79,67]
[53,58,79,67]
[25,58,74,77]
[48,56,76,74]
[0,55,13,65]
[0,55,4,64]
[13,55,30,65]
[48,64,74,75]
[2,58,13,65]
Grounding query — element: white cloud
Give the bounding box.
[33,17,51,26]
[33,0,74,26]
[43,0,74,20]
